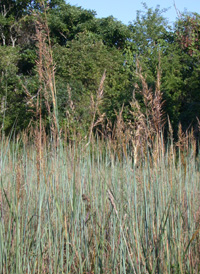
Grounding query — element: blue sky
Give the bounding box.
[66,0,200,25]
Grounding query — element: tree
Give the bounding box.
[127,3,170,80]
[53,31,131,132]
[47,3,96,45]
[0,46,31,132]
[174,13,200,130]
[0,0,32,46]
[126,4,200,134]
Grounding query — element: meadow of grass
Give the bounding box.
[0,131,200,273]
[0,7,200,273]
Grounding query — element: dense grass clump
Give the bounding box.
[0,133,199,273]
[0,5,200,273]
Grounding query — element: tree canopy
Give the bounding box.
[0,1,200,136]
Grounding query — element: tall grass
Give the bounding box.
[0,133,200,273]
[1,4,200,273]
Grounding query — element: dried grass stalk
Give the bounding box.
[87,70,106,146]
[130,58,165,166]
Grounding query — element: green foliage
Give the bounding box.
[53,31,131,132]
[47,2,131,50]
[176,12,200,57]
[47,3,96,45]
[0,46,30,132]
[0,0,33,46]
[126,5,200,134]
[94,16,132,49]
[127,4,170,80]
[174,13,200,130]
[0,1,200,136]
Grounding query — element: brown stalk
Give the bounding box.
[20,1,59,188]
[86,70,106,146]
[197,117,200,132]
[114,104,130,161]
[130,58,165,166]
[34,15,58,136]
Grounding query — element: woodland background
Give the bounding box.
[0,0,200,137]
